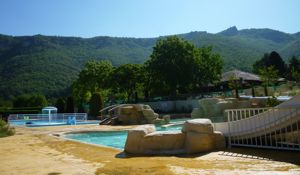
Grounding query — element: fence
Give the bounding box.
[216,107,300,151]
[8,113,87,124]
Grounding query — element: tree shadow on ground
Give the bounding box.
[115,151,209,159]
[115,147,300,166]
[219,147,300,165]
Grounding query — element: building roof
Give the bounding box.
[221,69,261,82]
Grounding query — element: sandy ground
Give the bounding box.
[0,124,300,175]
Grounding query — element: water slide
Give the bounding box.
[213,95,300,150]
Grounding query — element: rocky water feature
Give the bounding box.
[124,119,225,155]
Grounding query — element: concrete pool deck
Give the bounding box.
[0,124,300,175]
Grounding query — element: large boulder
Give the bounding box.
[213,131,226,150]
[191,98,252,122]
[143,131,186,154]
[182,119,213,134]
[124,125,156,154]
[125,125,185,154]
[118,106,140,124]
[185,132,215,154]
[111,104,159,125]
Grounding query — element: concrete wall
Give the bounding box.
[143,99,199,113]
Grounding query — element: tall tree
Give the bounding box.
[228,75,241,98]
[259,66,279,96]
[286,56,300,81]
[195,46,223,91]
[253,51,286,77]
[73,60,113,109]
[111,64,142,102]
[66,96,74,113]
[55,98,65,113]
[76,60,113,94]
[147,36,198,95]
[89,92,103,119]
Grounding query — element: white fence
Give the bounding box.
[214,107,300,151]
[8,113,87,123]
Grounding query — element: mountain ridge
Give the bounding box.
[0,27,299,99]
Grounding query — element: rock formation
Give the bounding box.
[124,119,226,155]
[191,98,252,121]
[101,104,167,125]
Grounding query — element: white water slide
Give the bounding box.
[213,95,300,151]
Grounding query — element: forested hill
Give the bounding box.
[0,27,299,99]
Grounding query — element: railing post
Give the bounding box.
[227,110,232,148]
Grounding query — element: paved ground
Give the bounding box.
[0,124,299,175]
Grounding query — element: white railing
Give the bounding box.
[216,107,300,151]
[8,113,87,124]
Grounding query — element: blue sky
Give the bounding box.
[0,0,299,38]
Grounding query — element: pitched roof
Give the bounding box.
[221,69,260,82]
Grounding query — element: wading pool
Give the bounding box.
[65,124,184,149]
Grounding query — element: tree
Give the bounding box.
[73,60,113,110]
[13,94,31,107]
[259,66,279,96]
[291,67,300,82]
[89,92,103,119]
[29,94,47,107]
[253,51,286,77]
[75,60,113,94]
[286,56,300,81]
[228,75,241,98]
[77,103,85,113]
[55,98,65,113]
[66,96,74,113]
[253,53,269,74]
[13,94,47,107]
[111,64,142,102]
[147,36,198,95]
[194,46,223,92]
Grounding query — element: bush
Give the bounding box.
[13,94,47,107]
[266,96,280,107]
[0,119,15,137]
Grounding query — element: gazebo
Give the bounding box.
[219,69,262,97]
[221,69,261,83]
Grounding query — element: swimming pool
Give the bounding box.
[64,124,183,149]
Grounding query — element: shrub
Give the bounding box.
[13,94,47,107]
[0,119,15,137]
[266,96,280,107]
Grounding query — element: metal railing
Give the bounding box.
[222,107,300,151]
[8,113,87,124]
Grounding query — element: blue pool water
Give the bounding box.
[65,124,183,149]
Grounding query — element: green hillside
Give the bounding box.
[0,27,299,99]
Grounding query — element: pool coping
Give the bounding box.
[50,127,134,151]
[50,123,185,152]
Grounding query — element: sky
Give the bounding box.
[0,0,299,38]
